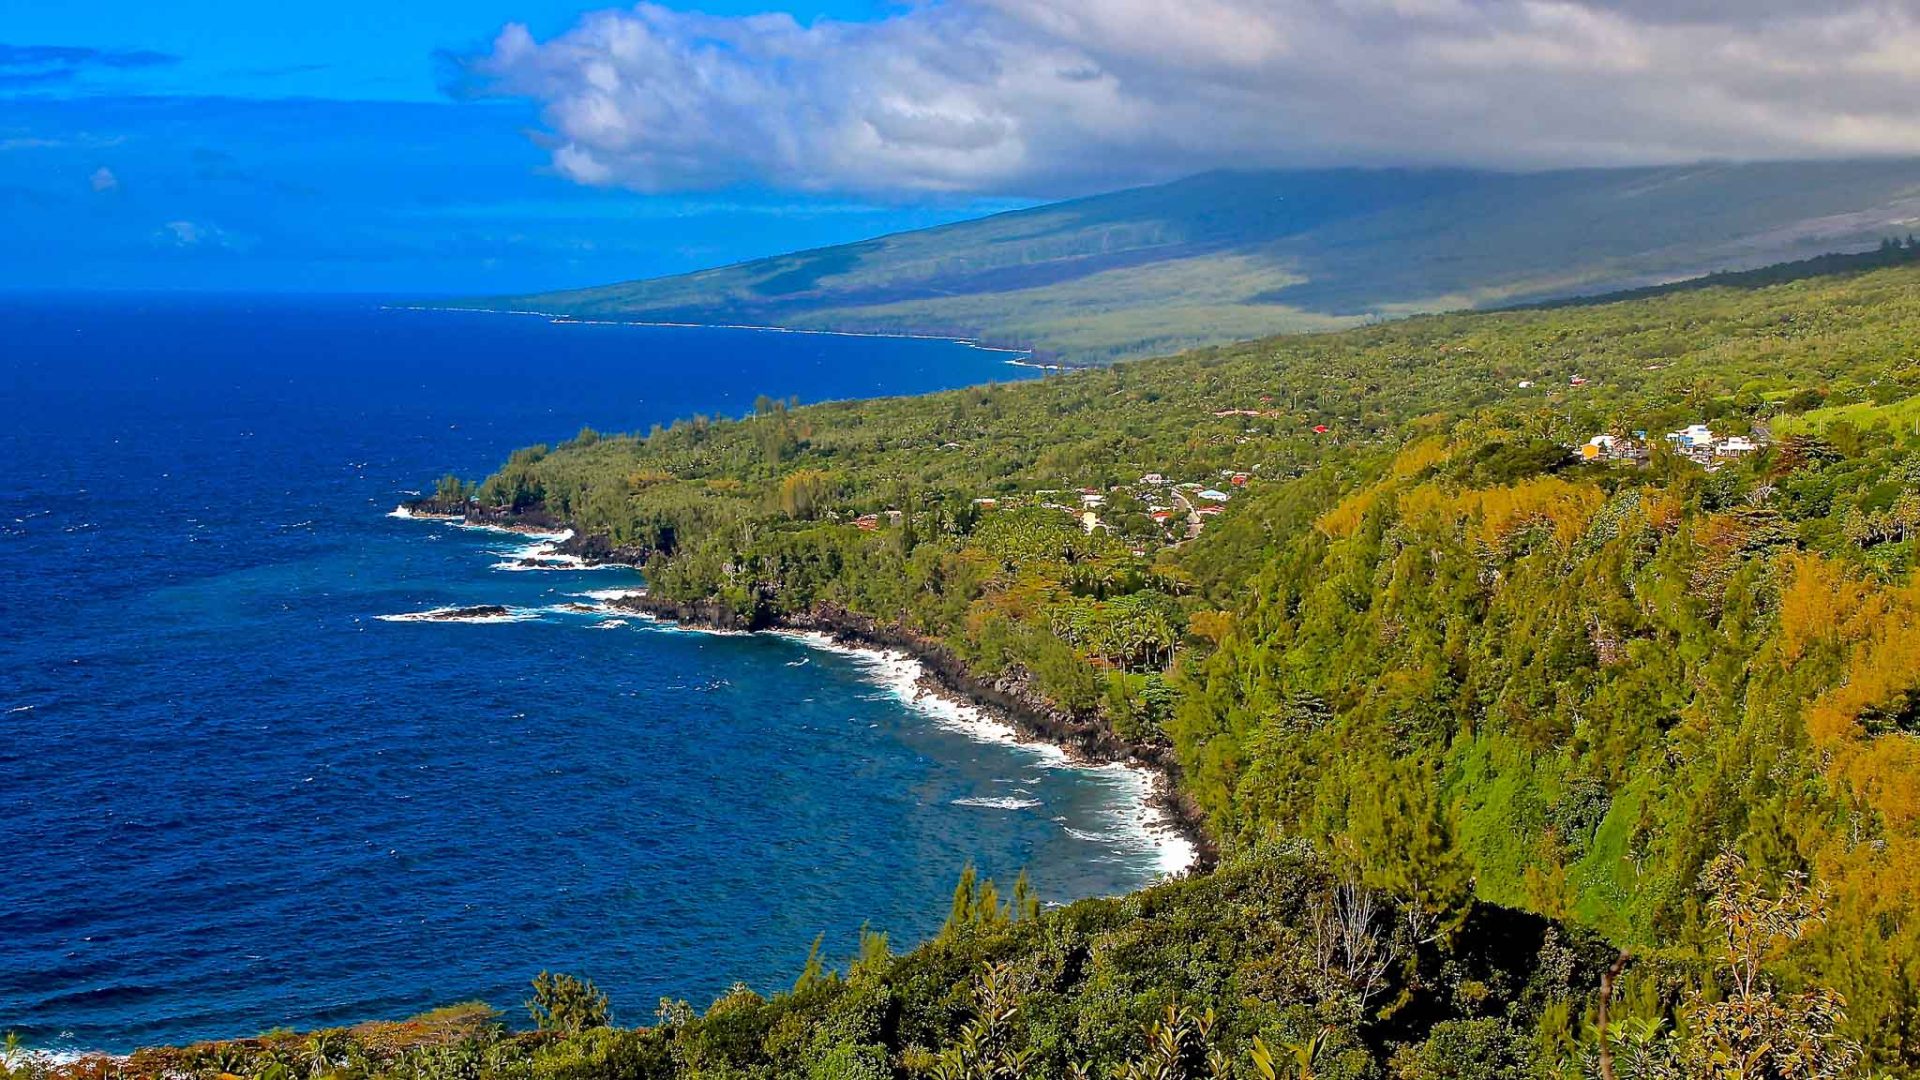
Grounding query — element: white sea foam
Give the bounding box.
[381,502,1194,879]
[575,588,647,603]
[386,504,466,523]
[375,606,539,625]
[772,630,1070,758]
[766,629,1197,879]
[539,602,603,615]
[953,796,1044,810]
[11,1048,120,1068]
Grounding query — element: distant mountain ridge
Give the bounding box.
[504,159,1920,364]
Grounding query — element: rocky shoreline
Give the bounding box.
[612,594,1218,873]
[398,499,1217,872]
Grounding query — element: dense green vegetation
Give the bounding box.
[502,160,1920,364]
[28,252,1920,1078]
[460,254,1920,1074]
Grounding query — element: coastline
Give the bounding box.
[383,304,1042,362]
[388,502,1214,874]
[604,592,1215,875]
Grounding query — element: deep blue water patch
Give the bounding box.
[0,297,1172,1053]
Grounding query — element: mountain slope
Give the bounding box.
[504,159,1920,364]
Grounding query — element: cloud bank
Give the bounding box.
[453,0,1920,195]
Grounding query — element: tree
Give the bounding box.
[776,469,834,519]
[526,971,610,1034]
[1676,852,1859,1080]
[794,933,831,993]
[432,473,473,507]
[929,962,1037,1080]
[940,865,1038,937]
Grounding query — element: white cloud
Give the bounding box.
[455,0,1920,195]
[89,166,118,192]
[156,220,236,249]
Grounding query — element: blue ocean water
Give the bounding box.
[0,297,1179,1053]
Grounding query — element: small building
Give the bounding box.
[1667,424,1714,450]
[1080,493,1106,508]
[1195,505,1225,516]
[1717,436,1759,456]
[1570,375,1589,387]
[1139,473,1165,485]
[1197,489,1231,502]
[1080,510,1104,534]
[1229,474,1249,487]
[1312,424,1330,434]
[1580,434,1617,461]
[854,514,880,531]
[971,497,999,508]
[1517,380,1534,389]
[1150,510,1175,523]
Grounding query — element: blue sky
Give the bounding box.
[6,1,1914,295]
[0,0,1020,295]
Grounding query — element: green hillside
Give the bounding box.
[502,159,1920,364]
[56,251,1920,1079]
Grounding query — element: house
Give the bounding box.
[1139,473,1165,485]
[1197,489,1231,502]
[1312,424,1330,434]
[1195,505,1225,516]
[854,514,880,531]
[1229,474,1249,487]
[1080,510,1104,534]
[1579,434,1617,461]
[1717,435,1759,456]
[1517,380,1534,389]
[1150,510,1175,523]
[1080,493,1106,508]
[1667,424,1714,450]
[971,497,999,508]
[1570,375,1589,387]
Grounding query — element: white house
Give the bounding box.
[1667,424,1714,449]
[1717,436,1758,455]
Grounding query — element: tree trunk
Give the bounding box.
[1596,949,1631,1080]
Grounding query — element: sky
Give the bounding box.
[5,0,1919,295]
[0,0,1019,294]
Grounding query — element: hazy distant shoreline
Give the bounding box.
[386,303,1042,361]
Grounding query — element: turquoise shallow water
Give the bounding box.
[0,297,1177,1053]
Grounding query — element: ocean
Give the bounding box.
[0,296,1183,1054]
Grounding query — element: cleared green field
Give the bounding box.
[1774,395,1920,443]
